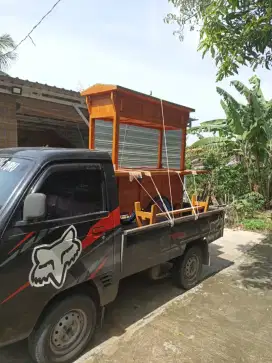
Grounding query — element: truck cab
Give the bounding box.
[0,147,224,363]
[0,148,122,352]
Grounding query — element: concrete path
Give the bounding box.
[1,229,271,363]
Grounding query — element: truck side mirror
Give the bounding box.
[23,193,47,221]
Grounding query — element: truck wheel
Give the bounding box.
[173,246,203,290]
[28,294,97,363]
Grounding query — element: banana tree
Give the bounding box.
[188,76,272,204]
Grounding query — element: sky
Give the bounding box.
[1,0,272,144]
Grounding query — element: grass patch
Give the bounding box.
[241,217,272,231]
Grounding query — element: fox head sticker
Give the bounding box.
[29,225,82,289]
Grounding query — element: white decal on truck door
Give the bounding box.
[29,226,82,289]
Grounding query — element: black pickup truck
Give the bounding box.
[0,148,224,363]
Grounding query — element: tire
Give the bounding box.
[28,294,97,363]
[147,196,172,212]
[173,246,203,290]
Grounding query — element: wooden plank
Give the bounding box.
[115,169,208,177]
[81,84,117,96]
[111,92,120,169]
[89,117,95,149]
[88,95,115,119]
[156,206,204,217]
[118,92,189,129]
[81,84,194,113]
[119,118,177,131]
[157,129,163,168]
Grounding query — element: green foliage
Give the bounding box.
[189,136,222,148]
[187,76,272,206]
[165,0,272,80]
[186,148,249,202]
[232,192,265,219]
[241,218,272,232]
[0,34,16,71]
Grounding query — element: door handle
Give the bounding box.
[92,226,105,235]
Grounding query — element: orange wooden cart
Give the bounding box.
[81,84,208,225]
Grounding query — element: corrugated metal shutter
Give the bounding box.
[48,119,183,169]
[95,120,182,169]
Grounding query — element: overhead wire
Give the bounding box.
[3,0,63,56]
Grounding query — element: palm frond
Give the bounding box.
[0,34,15,50]
[0,34,17,71]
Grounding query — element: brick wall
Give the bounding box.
[0,94,17,148]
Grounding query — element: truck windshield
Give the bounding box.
[0,157,33,209]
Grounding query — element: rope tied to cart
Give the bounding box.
[175,171,199,220]
[130,172,174,226]
[144,171,174,226]
[160,99,174,218]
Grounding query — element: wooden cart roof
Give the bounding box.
[81,83,194,131]
[81,83,194,113]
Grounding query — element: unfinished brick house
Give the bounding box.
[0,74,89,149]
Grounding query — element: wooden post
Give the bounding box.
[179,127,187,208]
[180,127,187,170]
[111,92,120,169]
[89,117,95,149]
[157,129,163,168]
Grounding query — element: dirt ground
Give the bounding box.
[1,229,271,363]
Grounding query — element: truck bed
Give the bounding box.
[121,209,225,278]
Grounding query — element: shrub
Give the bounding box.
[232,192,265,219]
[241,219,272,231]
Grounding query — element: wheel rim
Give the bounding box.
[184,255,199,279]
[50,309,88,355]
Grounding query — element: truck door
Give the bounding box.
[0,162,119,345]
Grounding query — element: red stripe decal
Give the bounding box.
[89,256,108,280]
[82,207,120,250]
[2,208,120,304]
[171,232,185,239]
[8,231,35,255]
[1,282,30,305]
